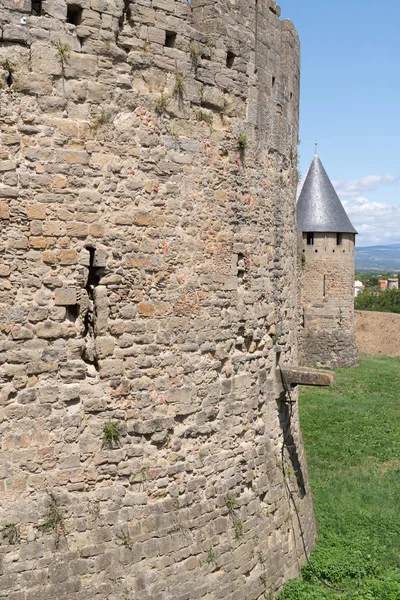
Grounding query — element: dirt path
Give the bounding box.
[355,310,400,356]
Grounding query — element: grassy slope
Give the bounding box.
[279,355,400,599]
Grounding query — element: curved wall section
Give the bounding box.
[0,1,315,598]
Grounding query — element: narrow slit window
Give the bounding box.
[66,305,79,323]
[336,233,342,245]
[306,232,314,246]
[226,51,235,69]
[165,32,177,48]
[67,4,83,26]
[323,275,326,297]
[237,253,245,283]
[31,0,42,15]
[272,76,275,88]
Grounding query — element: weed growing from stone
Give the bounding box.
[55,41,70,69]
[233,518,243,539]
[102,421,120,449]
[155,93,169,114]
[2,59,14,74]
[2,523,20,545]
[88,500,101,520]
[117,529,133,549]
[196,110,213,126]
[173,72,185,103]
[38,493,66,548]
[205,546,215,564]
[237,132,247,151]
[225,493,237,515]
[189,41,200,71]
[91,109,112,130]
[270,332,282,344]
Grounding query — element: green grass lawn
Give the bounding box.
[279,355,400,599]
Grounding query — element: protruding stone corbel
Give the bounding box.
[275,366,335,400]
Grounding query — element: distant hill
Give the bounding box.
[355,243,400,272]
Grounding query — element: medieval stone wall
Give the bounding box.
[0,1,316,598]
[298,232,358,368]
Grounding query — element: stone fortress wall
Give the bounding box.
[0,1,316,598]
[298,231,358,367]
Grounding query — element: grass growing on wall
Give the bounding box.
[279,355,400,599]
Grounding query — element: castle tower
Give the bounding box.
[297,154,358,367]
[0,1,316,598]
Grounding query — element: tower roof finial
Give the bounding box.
[314,141,318,156]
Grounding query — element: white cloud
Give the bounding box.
[342,195,400,246]
[332,174,399,198]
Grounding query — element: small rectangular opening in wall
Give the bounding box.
[165,32,177,48]
[323,275,326,297]
[226,51,235,69]
[237,253,245,283]
[67,3,83,26]
[66,304,79,323]
[336,233,342,245]
[272,75,276,88]
[31,0,42,15]
[307,232,314,246]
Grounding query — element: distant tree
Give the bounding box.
[355,288,400,313]
[364,276,379,289]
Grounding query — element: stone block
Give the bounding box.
[278,366,335,387]
[55,288,77,306]
[56,150,90,165]
[0,186,18,198]
[66,222,89,237]
[0,201,10,219]
[148,26,166,45]
[36,321,63,339]
[0,160,16,172]
[57,250,79,265]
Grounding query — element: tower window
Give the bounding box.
[323,275,326,297]
[226,51,235,69]
[165,32,177,48]
[31,0,42,15]
[306,232,314,246]
[67,4,83,26]
[336,233,342,245]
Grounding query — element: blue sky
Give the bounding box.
[281,0,400,246]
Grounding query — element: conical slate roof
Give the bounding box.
[297,155,357,234]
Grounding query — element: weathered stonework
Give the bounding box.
[298,232,358,368]
[0,1,316,598]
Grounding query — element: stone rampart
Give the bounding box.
[0,1,315,598]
